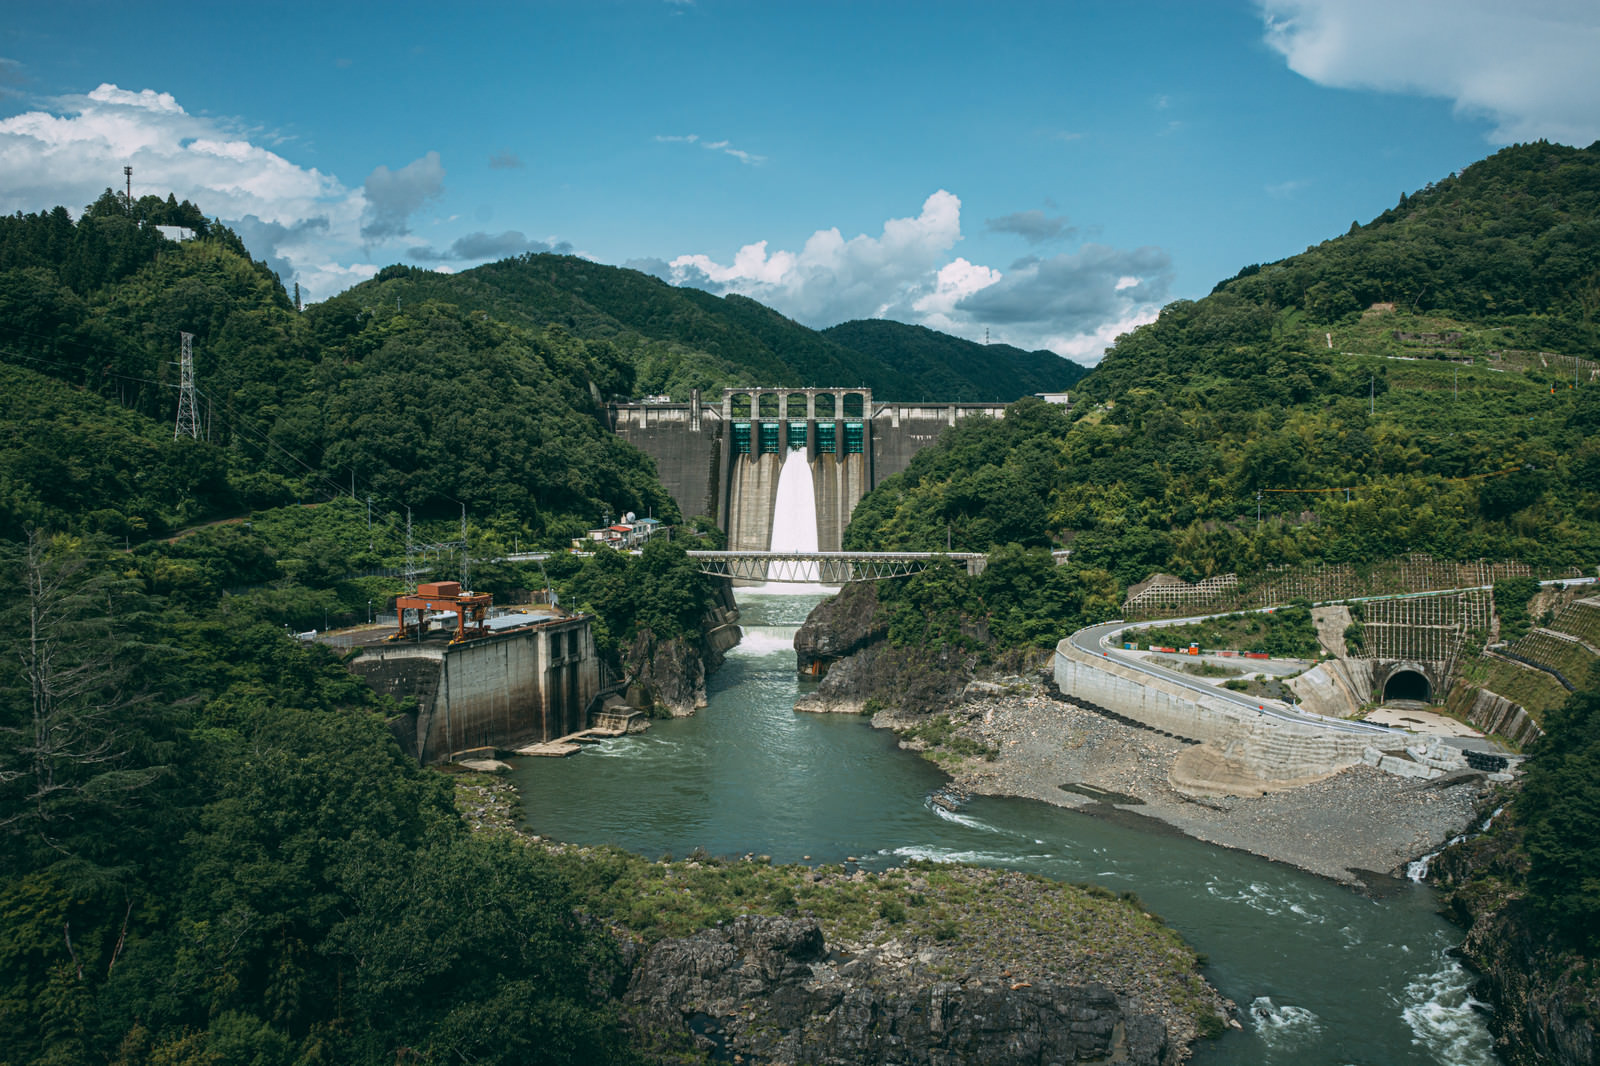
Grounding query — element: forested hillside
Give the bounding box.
[0,195,676,543]
[0,185,765,1062]
[849,142,1600,591]
[822,318,1087,400]
[324,256,1086,402]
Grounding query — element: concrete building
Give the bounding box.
[347,603,600,764]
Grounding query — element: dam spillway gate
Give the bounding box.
[608,387,1012,552]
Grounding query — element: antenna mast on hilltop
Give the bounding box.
[124,166,132,209]
[174,332,200,440]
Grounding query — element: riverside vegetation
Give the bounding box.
[2,140,1598,1062]
[454,775,1228,1060]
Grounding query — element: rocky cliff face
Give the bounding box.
[621,579,741,717]
[794,581,888,678]
[625,914,1178,1066]
[793,584,1022,716]
[1432,812,1598,1066]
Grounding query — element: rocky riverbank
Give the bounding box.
[1431,804,1600,1066]
[620,580,743,716]
[878,672,1492,887]
[451,773,1233,1064]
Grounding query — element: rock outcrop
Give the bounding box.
[794,641,979,715]
[793,585,995,715]
[622,579,741,716]
[625,914,1177,1066]
[794,581,887,678]
[1432,811,1598,1066]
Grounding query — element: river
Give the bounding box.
[509,592,1498,1065]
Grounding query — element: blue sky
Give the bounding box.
[3,1,1597,362]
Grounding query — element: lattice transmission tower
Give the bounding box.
[174,331,200,440]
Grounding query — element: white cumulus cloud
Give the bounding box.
[1260,0,1600,145]
[670,190,964,325]
[668,191,1166,362]
[0,83,458,302]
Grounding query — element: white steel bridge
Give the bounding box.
[685,550,989,583]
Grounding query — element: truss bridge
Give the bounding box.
[685,550,988,583]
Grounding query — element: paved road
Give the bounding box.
[1065,616,1398,737]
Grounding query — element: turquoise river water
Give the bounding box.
[509,593,1499,1065]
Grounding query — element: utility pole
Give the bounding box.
[174,332,199,440]
[459,504,469,589]
[1256,491,1263,528]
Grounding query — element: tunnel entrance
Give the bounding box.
[1382,669,1431,703]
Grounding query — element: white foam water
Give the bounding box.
[732,627,800,657]
[1248,996,1323,1049]
[888,844,1032,866]
[1205,879,1328,923]
[746,448,833,594]
[927,802,1003,833]
[1407,805,1507,882]
[1400,955,1496,1064]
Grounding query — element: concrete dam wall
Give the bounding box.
[351,617,599,763]
[610,387,1010,551]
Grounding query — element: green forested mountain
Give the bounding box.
[848,142,1600,588]
[0,196,677,542]
[324,255,1081,402]
[821,318,1087,400]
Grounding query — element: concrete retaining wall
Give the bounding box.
[870,413,958,484]
[612,416,721,523]
[1445,684,1544,748]
[1288,659,1373,719]
[1054,638,1405,785]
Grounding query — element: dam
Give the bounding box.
[608,388,1011,551]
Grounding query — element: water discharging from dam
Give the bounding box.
[754,448,827,591]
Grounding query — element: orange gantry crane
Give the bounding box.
[390,581,492,643]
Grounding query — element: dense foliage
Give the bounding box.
[1516,672,1600,948]
[0,534,631,1065]
[820,318,1087,400]
[848,143,1600,585]
[877,545,1119,655]
[547,537,724,661]
[0,194,677,545]
[1134,605,1323,660]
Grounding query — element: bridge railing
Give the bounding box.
[685,550,988,582]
